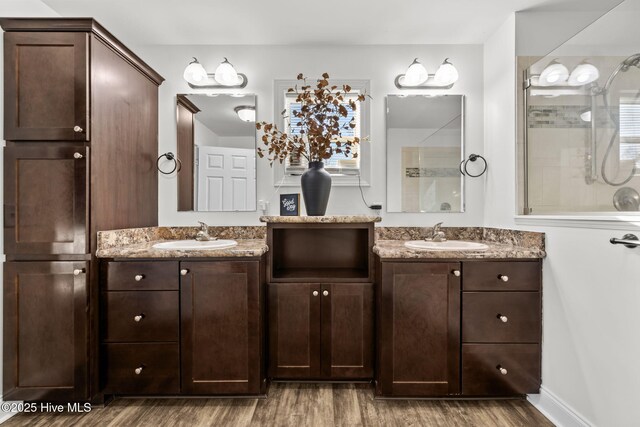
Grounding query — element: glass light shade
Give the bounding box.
[433,59,459,86]
[235,106,255,122]
[403,58,429,86]
[183,58,207,84]
[568,63,599,86]
[580,110,592,122]
[214,58,240,86]
[539,61,569,86]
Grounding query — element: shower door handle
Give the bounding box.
[610,234,640,249]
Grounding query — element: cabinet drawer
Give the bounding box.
[103,343,180,394]
[103,291,179,343]
[106,262,178,291]
[462,292,540,343]
[462,261,540,291]
[462,344,540,396]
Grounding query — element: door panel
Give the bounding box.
[268,282,321,379]
[3,261,88,401]
[321,283,374,379]
[181,261,262,394]
[4,32,88,141]
[378,262,461,396]
[4,143,88,256]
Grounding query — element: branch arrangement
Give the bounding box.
[256,73,368,164]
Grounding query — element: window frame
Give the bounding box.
[272,79,371,187]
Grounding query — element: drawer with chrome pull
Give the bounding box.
[105,261,179,291]
[102,291,179,343]
[462,292,541,343]
[462,343,540,396]
[103,343,180,394]
[462,261,540,291]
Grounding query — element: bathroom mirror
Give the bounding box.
[176,94,256,211]
[386,95,464,212]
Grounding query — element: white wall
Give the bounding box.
[193,118,219,146]
[485,13,640,427]
[137,44,485,226]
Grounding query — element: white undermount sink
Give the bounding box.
[404,240,489,251]
[152,240,238,250]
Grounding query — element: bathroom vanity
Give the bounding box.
[93,220,544,401]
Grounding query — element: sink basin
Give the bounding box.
[152,240,238,250]
[404,240,489,251]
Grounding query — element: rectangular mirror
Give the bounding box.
[176,94,256,211]
[386,95,464,213]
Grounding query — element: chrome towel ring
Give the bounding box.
[157,152,182,175]
[460,154,487,178]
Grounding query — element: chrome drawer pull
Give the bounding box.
[73,125,83,133]
[323,290,329,297]
[497,314,508,323]
[134,274,145,281]
[73,268,86,276]
[73,152,84,159]
[498,274,509,282]
[134,314,145,322]
[452,270,461,277]
[497,365,508,375]
[312,291,319,297]
[134,366,144,375]
[180,269,189,276]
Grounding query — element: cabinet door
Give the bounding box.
[268,283,321,379]
[378,262,461,397]
[321,283,374,379]
[3,261,88,401]
[4,32,89,141]
[4,143,88,256]
[181,261,262,394]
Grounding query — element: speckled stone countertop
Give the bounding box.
[96,226,267,259]
[373,240,545,259]
[259,215,381,223]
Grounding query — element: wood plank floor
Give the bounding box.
[3,383,553,427]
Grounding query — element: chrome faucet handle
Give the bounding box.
[198,221,209,232]
[195,221,216,241]
[430,222,446,242]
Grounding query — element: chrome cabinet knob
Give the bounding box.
[180,269,189,276]
[134,274,144,281]
[73,125,83,133]
[498,314,508,323]
[134,314,144,322]
[73,152,84,159]
[134,366,144,375]
[498,274,509,282]
[312,291,319,297]
[322,290,329,296]
[497,366,508,375]
[73,268,86,276]
[452,270,461,277]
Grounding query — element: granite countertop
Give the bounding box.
[259,215,381,223]
[96,239,268,259]
[373,240,545,259]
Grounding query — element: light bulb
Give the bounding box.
[183,58,207,84]
[568,63,599,86]
[433,58,459,86]
[539,61,569,86]
[403,58,429,86]
[214,57,240,86]
[234,106,255,122]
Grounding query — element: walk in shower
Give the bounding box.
[518,2,640,214]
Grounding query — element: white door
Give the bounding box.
[196,146,256,211]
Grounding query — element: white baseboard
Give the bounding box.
[0,396,18,425]
[528,387,591,427]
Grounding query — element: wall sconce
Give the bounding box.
[234,105,255,122]
[395,58,459,89]
[183,57,248,89]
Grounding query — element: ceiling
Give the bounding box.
[38,0,620,46]
[186,94,255,137]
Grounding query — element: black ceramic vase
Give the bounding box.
[301,161,332,216]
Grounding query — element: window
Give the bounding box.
[620,98,640,173]
[272,79,370,187]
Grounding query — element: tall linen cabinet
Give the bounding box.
[1,18,163,401]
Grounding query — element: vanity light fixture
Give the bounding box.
[538,60,569,86]
[183,57,248,89]
[568,62,600,86]
[395,57,459,89]
[234,105,255,122]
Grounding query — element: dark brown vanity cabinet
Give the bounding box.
[1,18,164,402]
[375,258,542,398]
[376,262,461,397]
[266,222,375,381]
[101,259,265,396]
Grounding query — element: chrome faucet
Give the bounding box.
[195,221,216,241]
[428,222,447,242]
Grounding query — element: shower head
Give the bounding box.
[621,53,640,71]
[602,53,640,93]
